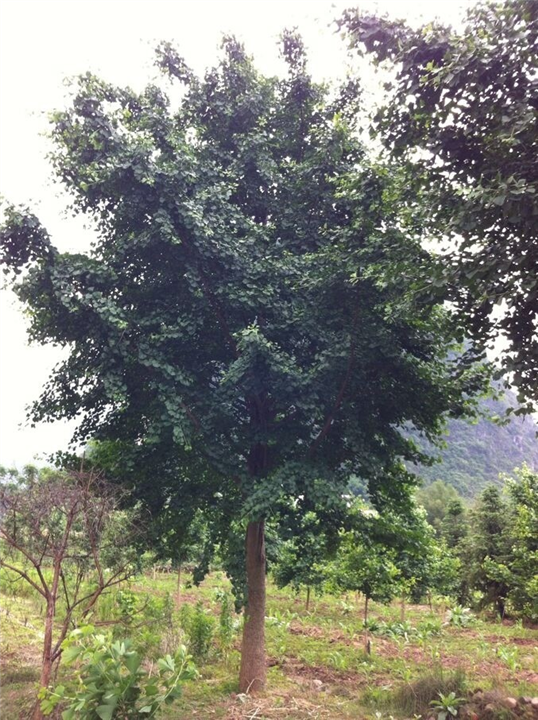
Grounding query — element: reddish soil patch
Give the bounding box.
[289,621,367,647]
[280,658,367,688]
[485,635,538,647]
[519,670,538,684]
[289,623,328,639]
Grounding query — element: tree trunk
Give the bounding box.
[239,520,266,693]
[428,590,433,614]
[306,586,311,612]
[176,566,181,605]
[400,595,406,622]
[34,596,55,719]
[363,596,371,655]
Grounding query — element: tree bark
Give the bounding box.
[363,596,371,655]
[239,520,266,693]
[34,595,55,719]
[306,586,311,612]
[176,566,181,605]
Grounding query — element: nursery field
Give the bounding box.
[1,570,537,720]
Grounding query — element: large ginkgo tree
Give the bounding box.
[0,33,487,691]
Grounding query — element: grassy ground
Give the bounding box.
[1,571,537,719]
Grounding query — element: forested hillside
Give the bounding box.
[414,390,538,497]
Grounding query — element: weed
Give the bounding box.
[418,617,443,636]
[265,613,291,630]
[116,588,138,624]
[179,601,216,662]
[215,589,239,657]
[392,669,467,717]
[2,571,537,720]
[327,650,349,671]
[497,646,520,672]
[340,600,355,615]
[430,690,466,719]
[362,684,393,709]
[446,606,475,628]
[397,666,415,683]
[363,617,381,632]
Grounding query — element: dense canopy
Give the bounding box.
[0,33,489,690]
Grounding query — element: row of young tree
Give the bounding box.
[1,0,536,697]
[272,466,538,625]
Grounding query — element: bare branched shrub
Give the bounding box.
[0,467,141,719]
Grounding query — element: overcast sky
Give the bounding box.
[0,0,472,468]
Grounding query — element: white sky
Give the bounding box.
[0,0,472,467]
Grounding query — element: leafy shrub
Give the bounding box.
[417,617,443,636]
[40,625,197,719]
[145,593,174,626]
[214,590,239,656]
[117,590,138,625]
[179,602,215,662]
[363,617,381,632]
[95,587,176,659]
[445,605,475,628]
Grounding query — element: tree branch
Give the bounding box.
[0,560,47,598]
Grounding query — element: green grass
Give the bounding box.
[1,572,537,719]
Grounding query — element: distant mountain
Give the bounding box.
[411,391,538,498]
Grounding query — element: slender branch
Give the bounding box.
[87,516,105,589]
[0,560,47,598]
[77,570,134,617]
[36,532,53,570]
[179,399,201,432]
[34,559,51,597]
[59,569,72,614]
[0,531,51,595]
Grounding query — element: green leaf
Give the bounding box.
[62,646,83,664]
[96,705,116,720]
